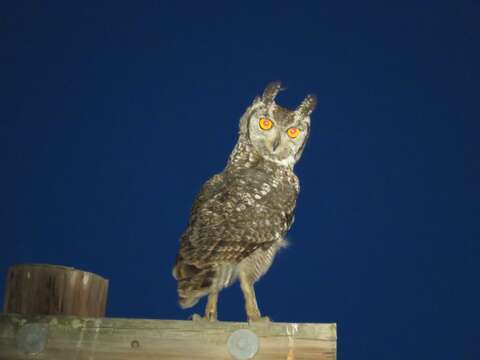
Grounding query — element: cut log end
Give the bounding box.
[3,264,109,317]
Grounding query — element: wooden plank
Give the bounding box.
[0,314,336,359]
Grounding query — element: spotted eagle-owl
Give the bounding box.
[172,81,316,321]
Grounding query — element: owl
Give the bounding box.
[172,81,316,322]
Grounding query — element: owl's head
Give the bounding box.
[239,81,317,167]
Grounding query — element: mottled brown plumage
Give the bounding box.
[172,81,316,321]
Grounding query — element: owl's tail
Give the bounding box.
[172,259,216,309]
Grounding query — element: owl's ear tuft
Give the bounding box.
[251,96,262,105]
[296,94,317,117]
[262,81,283,104]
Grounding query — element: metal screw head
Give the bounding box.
[227,329,259,360]
[16,323,48,354]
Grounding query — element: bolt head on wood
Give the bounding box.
[16,323,48,354]
[227,329,259,360]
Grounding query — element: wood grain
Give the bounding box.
[3,264,108,317]
[0,314,336,359]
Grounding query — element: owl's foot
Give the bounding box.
[205,309,217,321]
[191,313,207,321]
[191,313,217,322]
[202,292,218,321]
[190,313,202,321]
[248,315,271,324]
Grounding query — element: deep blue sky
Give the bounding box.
[1,1,479,359]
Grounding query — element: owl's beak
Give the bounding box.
[271,134,281,152]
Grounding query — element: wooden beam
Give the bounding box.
[0,313,336,359]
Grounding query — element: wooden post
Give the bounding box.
[1,265,336,359]
[3,264,108,317]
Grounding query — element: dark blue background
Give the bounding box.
[1,1,479,359]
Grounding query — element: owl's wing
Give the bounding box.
[172,173,225,279]
[178,168,296,265]
[187,173,226,227]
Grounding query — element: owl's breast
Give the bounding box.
[221,167,298,237]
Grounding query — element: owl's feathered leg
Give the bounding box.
[204,292,218,320]
[239,272,270,322]
[191,292,218,322]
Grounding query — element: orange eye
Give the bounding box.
[259,118,273,130]
[287,127,300,138]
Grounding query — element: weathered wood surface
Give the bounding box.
[0,314,336,360]
[3,264,108,317]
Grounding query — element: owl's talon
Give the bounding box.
[190,313,203,321]
[191,313,218,322]
[204,292,218,321]
[248,316,271,324]
[205,311,217,321]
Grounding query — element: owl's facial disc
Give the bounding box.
[247,108,309,167]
